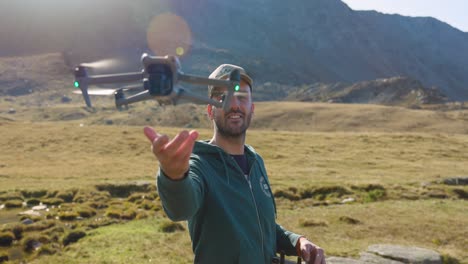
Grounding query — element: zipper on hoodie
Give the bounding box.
[228,155,265,261]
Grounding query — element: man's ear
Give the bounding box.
[251,103,255,114]
[207,104,213,120]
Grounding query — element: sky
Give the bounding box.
[341,0,468,32]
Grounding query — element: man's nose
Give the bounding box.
[229,95,241,110]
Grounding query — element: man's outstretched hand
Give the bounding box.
[143,126,199,180]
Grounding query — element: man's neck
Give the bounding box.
[209,133,245,155]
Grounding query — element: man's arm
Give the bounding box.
[144,126,203,221]
[157,163,205,221]
[276,224,302,256]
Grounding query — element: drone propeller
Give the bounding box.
[79,58,124,71]
[73,88,115,96]
[72,84,143,96]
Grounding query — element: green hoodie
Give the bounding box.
[157,141,301,263]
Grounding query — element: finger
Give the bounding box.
[143,126,158,142]
[177,130,199,157]
[313,249,324,264]
[302,249,311,262]
[164,130,190,153]
[153,134,170,155]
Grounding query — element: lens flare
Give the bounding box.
[176,47,185,56]
[147,13,192,57]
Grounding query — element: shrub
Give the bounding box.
[160,220,185,233]
[24,220,56,232]
[62,230,86,246]
[22,234,51,252]
[351,184,385,192]
[300,186,352,200]
[42,198,64,206]
[12,224,24,240]
[299,219,328,227]
[21,189,47,198]
[452,189,467,200]
[0,252,9,262]
[4,200,23,208]
[0,232,15,247]
[36,244,57,256]
[26,198,41,206]
[364,189,386,203]
[0,192,23,202]
[58,211,79,221]
[84,201,107,209]
[139,200,159,211]
[339,216,361,225]
[76,206,96,218]
[121,209,137,220]
[46,190,59,198]
[273,189,300,201]
[56,191,75,203]
[441,254,460,264]
[105,208,122,219]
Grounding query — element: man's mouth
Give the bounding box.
[228,114,242,119]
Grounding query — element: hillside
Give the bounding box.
[1,53,467,134]
[285,77,448,106]
[0,0,467,100]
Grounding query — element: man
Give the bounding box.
[144,64,326,264]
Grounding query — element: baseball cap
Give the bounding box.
[208,64,253,96]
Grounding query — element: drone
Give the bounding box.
[73,53,241,112]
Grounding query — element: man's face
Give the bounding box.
[209,80,254,138]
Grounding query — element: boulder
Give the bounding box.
[366,244,442,264]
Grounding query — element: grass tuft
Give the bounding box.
[299,219,328,227]
[363,189,387,203]
[62,230,86,246]
[160,220,185,233]
[338,216,361,225]
[4,200,23,208]
[451,189,467,200]
[0,232,15,247]
[21,189,47,198]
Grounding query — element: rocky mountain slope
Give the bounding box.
[0,0,467,100]
[285,77,448,106]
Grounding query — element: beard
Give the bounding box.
[214,109,253,138]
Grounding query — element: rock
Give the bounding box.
[327,256,362,264]
[359,252,404,264]
[32,205,47,211]
[8,108,16,114]
[21,218,34,225]
[442,177,468,186]
[366,244,442,264]
[341,198,355,204]
[61,96,72,103]
[19,210,41,217]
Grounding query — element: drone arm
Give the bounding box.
[82,72,144,85]
[174,87,223,108]
[178,73,234,88]
[115,90,153,109]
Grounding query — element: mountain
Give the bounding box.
[0,0,467,101]
[285,77,448,107]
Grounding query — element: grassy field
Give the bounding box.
[0,102,467,263]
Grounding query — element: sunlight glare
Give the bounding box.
[147,13,192,57]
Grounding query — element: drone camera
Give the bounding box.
[146,63,173,96]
